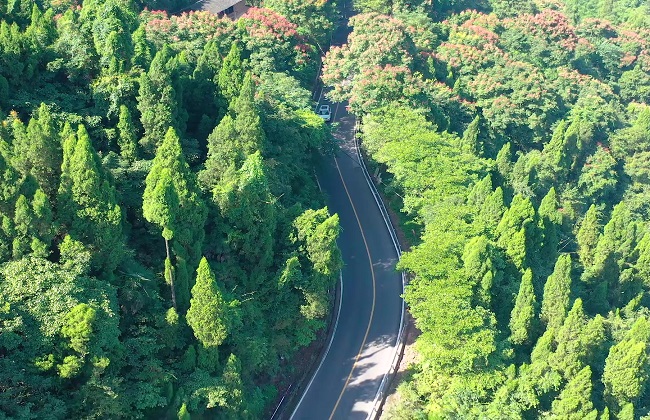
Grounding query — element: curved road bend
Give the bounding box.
[290,18,403,417]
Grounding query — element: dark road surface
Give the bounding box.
[289,8,404,418]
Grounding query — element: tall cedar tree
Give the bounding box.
[462,235,499,309]
[542,119,576,183]
[481,187,506,236]
[188,39,223,136]
[469,176,505,238]
[12,194,32,259]
[89,0,136,74]
[214,151,276,288]
[603,338,649,409]
[130,23,151,67]
[550,299,605,379]
[178,403,190,420]
[186,257,230,348]
[218,354,245,416]
[30,188,53,256]
[538,187,562,275]
[541,254,572,330]
[496,194,539,272]
[635,231,650,288]
[232,72,266,155]
[461,115,481,155]
[12,189,51,258]
[577,204,601,268]
[145,167,179,308]
[117,104,137,160]
[218,42,244,104]
[549,365,598,420]
[467,174,493,210]
[0,134,19,214]
[199,115,238,191]
[584,202,640,309]
[201,72,266,193]
[509,268,538,346]
[59,125,124,276]
[495,142,514,185]
[618,403,634,420]
[137,45,181,153]
[19,104,61,200]
[143,127,207,310]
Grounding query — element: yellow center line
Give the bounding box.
[328,152,377,420]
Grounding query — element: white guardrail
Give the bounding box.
[352,119,407,420]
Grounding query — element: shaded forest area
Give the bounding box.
[0,0,343,418]
[322,0,650,418]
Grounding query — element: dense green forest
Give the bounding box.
[322,0,650,418]
[0,0,342,418]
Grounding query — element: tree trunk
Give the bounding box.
[165,238,177,310]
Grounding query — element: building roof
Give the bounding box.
[201,0,242,14]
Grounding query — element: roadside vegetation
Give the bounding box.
[322,0,650,418]
[0,0,341,418]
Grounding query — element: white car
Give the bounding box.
[317,104,332,122]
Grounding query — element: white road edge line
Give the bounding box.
[290,271,344,419]
[353,128,406,420]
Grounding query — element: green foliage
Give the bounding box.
[178,402,191,420]
[16,104,62,199]
[137,45,187,154]
[218,43,244,104]
[345,5,650,417]
[603,337,649,408]
[145,168,178,242]
[214,152,276,278]
[264,0,337,47]
[496,142,514,185]
[199,115,238,190]
[143,127,207,278]
[582,202,641,310]
[538,187,562,274]
[59,234,92,276]
[12,194,33,258]
[541,254,573,330]
[186,258,230,348]
[462,235,499,308]
[549,365,598,420]
[58,354,84,378]
[231,72,266,155]
[292,207,342,319]
[496,194,540,272]
[405,269,500,375]
[0,257,122,418]
[563,0,650,27]
[577,204,601,268]
[0,1,339,416]
[117,104,137,160]
[509,269,538,346]
[61,303,96,354]
[618,403,635,420]
[578,145,619,205]
[550,299,605,379]
[462,115,482,155]
[59,124,125,275]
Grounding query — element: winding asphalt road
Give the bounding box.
[289,10,404,419]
